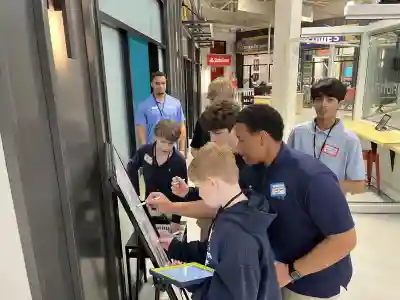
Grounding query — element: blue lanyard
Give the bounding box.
[153,94,166,117]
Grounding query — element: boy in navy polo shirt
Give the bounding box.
[159,143,280,300]
[288,78,365,195]
[149,100,245,240]
[128,119,187,232]
[235,104,357,300]
[148,105,357,299]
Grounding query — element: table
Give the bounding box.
[342,119,400,144]
[343,119,400,171]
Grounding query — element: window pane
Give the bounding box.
[363,31,400,129]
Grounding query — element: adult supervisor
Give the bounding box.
[288,78,365,195]
[147,104,357,300]
[135,71,186,154]
[190,77,235,157]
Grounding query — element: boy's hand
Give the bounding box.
[146,192,176,214]
[274,261,292,287]
[169,260,183,266]
[158,231,174,250]
[171,176,189,198]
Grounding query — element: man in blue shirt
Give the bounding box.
[135,71,186,154]
[147,104,357,300]
[235,104,357,300]
[288,78,365,195]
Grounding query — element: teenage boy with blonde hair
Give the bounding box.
[158,143,280,300]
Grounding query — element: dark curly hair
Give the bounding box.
[311,78,347,102]
[200,100,241,132]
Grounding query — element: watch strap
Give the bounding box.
[289,262,302,281]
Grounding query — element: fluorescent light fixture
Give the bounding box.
[345,4,400,19]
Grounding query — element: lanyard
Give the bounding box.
[206,191,243,241]
[153,94,166,117]
[152,142,172,167]
[313,120,337,160]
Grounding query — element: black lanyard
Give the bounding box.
[152,142,172,167]
[207,191,243,241]
[153,94,165,117]
[313,120,337,160]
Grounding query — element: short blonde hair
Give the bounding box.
[207,77,235,102]
[188,142,239,184]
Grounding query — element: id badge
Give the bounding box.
[270,183,286,199]
[144,153,153,165]
[323,144,339,157]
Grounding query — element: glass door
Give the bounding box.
[349,29,400,214]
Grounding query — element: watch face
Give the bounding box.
[290,271,302,281]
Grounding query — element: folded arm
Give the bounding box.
[168,239,208,264]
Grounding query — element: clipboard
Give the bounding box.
[150,263,214,288]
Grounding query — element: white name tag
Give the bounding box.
[144,154,153,165]
[323,144,339,157]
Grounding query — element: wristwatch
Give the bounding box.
[288,262,302,282]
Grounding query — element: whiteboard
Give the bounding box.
[112,148,187,300]
[113,148,170,266]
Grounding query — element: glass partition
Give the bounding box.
[362,31,400,129]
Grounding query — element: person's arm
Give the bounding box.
[171,200,217,219]
[293,173,357,277]
[167,239,208,263]
[286,128,295,148]
[179,124,186,152]
[190,119,210,156]
[135,104,147,145]
[340,137,366,194]
[177,104,186,152]
[170,159,189,224]
[193,234,264,300]
[146,192,217,219]
[136,126,147,146]
[127,147,144,195]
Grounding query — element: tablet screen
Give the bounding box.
[375,114,391,131]
[157,265,213,283]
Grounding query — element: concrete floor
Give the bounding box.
[137,108,400,299]
[139,211,400,300]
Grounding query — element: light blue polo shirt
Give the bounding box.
[287,120,365,181]
[135,94,185,143]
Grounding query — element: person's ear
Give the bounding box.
[260,131,269,146]
[208,177,218,188]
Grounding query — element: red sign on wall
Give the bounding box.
[207,54,232,67]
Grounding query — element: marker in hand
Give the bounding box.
[172,177,180,186]
[136,196,160,207]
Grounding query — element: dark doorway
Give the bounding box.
[148,43,160,73]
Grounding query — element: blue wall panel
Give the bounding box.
[129,36,150,113]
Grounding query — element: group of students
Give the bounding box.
[128,77,365,300]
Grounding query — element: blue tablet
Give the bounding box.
[150,263,214,288]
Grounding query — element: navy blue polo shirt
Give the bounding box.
[127,143,188,223]
[240,144,354,298]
